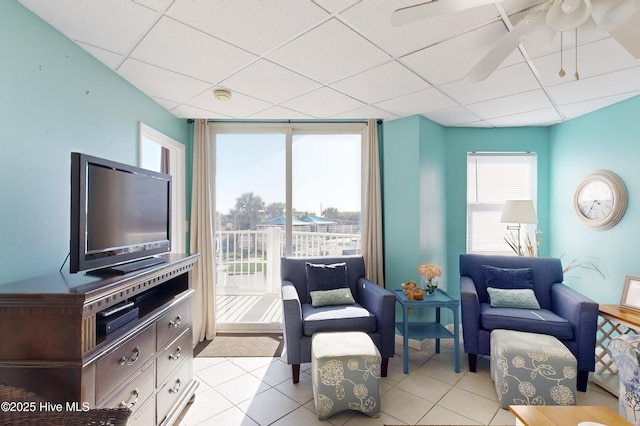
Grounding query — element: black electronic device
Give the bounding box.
[97,300,134,317]
[70,152,172,274]
[97,306,139,335]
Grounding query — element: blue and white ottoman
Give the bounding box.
[311,331,381,420]
[490,329,578,409]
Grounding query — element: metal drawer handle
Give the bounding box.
[169,379,182,394]
[119,346,140,366]
[168,346,181,361]
[119,388,139,409]
[168,315,181,328]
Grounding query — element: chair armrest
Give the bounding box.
[551,283,599,370]
[357,278,396,358]
[460,276,481,354]
[281,280,303,363]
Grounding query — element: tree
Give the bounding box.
[265,202,285,219]
[230,192,265,230]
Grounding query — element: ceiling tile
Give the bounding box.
[77,43,125,70]
[220,59,321,104]
[341,0,502,58]
[280,87,366,118]
[547,67,640,105]
[268,19,390,84]
[422,107,482,127]
[186,89,273,119]
[373,88,458,117]
[533,37,640,87]
[130,17,257,84]
[133,0,173,13]
[330,105,399,121]
[331,61,431,104]
[19,0,159,55]
[466,89,554,120]
[400,22,524,86]
[439,62,542,105]
[171,104,233,119]
[557,91,640,120]
[166,0,329,55]
[313,0,360,14]
[247,106,316,120]
[485,107,562,127]
[118,59,211,103]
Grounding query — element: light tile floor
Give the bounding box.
[177,339,619,426]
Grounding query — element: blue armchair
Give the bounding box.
[460,254,598,391]
[281,256,395,383]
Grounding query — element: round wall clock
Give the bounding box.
[574,169,627,230]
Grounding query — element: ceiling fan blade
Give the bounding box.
[464,15,536,82]
[391,0,499,26]
[610,7,640,58]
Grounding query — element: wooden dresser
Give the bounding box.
[0,253,199,426]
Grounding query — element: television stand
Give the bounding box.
[94,256,168,275]
[0,253,199,426]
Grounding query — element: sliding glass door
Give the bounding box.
[212,123,363,332]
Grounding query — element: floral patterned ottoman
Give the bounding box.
[311,331,381,420]
[490,329,577,409]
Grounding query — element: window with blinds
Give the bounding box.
[466,152,537,254]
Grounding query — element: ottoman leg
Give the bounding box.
[381,358,389,377]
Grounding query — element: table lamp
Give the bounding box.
[500,200,538,256]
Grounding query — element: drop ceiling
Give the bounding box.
[18,0,640,127]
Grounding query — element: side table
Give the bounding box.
[393,288,460,374]
[592,304,640,396]
[510,405,631,426]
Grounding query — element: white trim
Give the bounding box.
[138,122,187,254]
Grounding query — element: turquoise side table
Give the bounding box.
[393,288,460,374]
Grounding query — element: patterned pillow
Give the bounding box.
[310,288,356,307]
[487,287,540,309]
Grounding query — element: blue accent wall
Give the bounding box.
[0,1,190,284]
[549,95,640,303]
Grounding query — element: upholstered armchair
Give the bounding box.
[460,254,599,391]
[607,334,640,425]
[280,256,395,383]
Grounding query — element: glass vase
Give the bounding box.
[423,278,438,295]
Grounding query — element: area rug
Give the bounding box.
[194,333,284,357]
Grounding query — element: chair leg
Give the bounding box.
[577,370,588,392]
[468,353,477,372]
[292,364,300,384]
[381,357,389,377]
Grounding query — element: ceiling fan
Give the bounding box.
[392,0,640,82]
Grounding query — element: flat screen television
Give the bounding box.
[70,152,171,274]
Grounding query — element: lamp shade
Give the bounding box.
[500,200,538,224]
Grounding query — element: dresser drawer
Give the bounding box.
[96,324,155,402]
[127,396,155,426]
[157,328,193,385]
[156,358,192,423]
[156,299,191,351]
[100,359,154,413]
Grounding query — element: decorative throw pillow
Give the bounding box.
[487,287,541,309]
[482,265,534,290]
[305,262,348,303]
[310,288,356,307]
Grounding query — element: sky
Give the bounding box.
[215,133,361,216]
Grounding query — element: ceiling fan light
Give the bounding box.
[591,0,639,31]
[546,0,592,31]
[520,13,556,46]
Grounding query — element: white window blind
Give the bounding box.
[466,152,537,254]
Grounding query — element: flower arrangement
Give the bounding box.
[418,263,442,295]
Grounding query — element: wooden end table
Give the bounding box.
[393,288,460,374]
[509,405,631,426]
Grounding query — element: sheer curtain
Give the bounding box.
[362,119,384,286]
[190,119,216,342]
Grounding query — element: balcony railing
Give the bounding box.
[215,228,361,296]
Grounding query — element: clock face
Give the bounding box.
[576,180,613,220]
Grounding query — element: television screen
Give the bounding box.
[70,152,171,274]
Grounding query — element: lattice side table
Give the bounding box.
[592,304,640,396]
